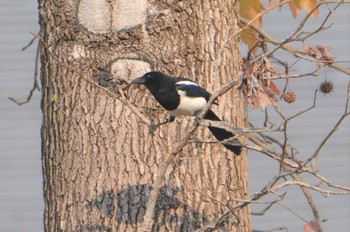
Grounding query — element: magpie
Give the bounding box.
[131,71,242,155]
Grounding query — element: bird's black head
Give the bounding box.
[131,71,174,95]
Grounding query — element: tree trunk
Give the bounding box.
[39,0,250,231]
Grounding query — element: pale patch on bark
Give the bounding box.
[78,0,147,33]
[78,0,111,33]
[112,0,147,31]
[110,59,151,80]
[69,44,88,60]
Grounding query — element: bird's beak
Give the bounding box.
[131,76,146,85]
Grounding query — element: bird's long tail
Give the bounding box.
[204,109,242,155]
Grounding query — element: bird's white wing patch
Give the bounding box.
[177,89,187,96]
[175,81,198,86]
[175,80,198,96]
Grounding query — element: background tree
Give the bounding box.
[38,0,249,231]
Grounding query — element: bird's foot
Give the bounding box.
[194,115,201,125]
[148,123,160,134]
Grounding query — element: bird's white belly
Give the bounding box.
[168,95,207,116]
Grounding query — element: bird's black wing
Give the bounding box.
[175,82,211,101]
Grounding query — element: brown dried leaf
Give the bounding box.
[289,1,301,18]
[303,0,319,16]
[268,80,280,95]
[304,44,335,64]
[240,58,280,110]
[304,220,320,232]
[294,0,303,8]
[268,0,276,7]
[257,91,273,110]
[240,0,264,54]
[289,0,319,18]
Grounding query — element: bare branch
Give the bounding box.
[251,193,286,216]
[233,0,293,40]
[266,71,319,80]
[9,41,41,105]
[290,173,324,231]
[239,9,350,76]
[252,227,287,232]
[21,33,37,51]
[271,180,349,196]
[287,89,318,121]
[9,84,38,106]
[264,2,326,57]
[302,82,350,166]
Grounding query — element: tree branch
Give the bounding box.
[9,38,41,105]
[239,5,350,76]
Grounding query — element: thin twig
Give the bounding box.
[302,82,350,167]
[9,38,41,105]
[21,34,37,51]
[239,13,350,76]
[271,180,349,196]
[9,84,38,105]
[290,172,324,231]
[263,2,325,58]
[233,0,293,40]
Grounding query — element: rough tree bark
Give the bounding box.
[39,0,250,231]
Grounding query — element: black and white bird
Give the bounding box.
[131,71,242,155]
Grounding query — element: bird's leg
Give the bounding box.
[149,115,175,133]
[194,110,205,126]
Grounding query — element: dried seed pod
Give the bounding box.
[282,91,296,104]
[319,80,334,94]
